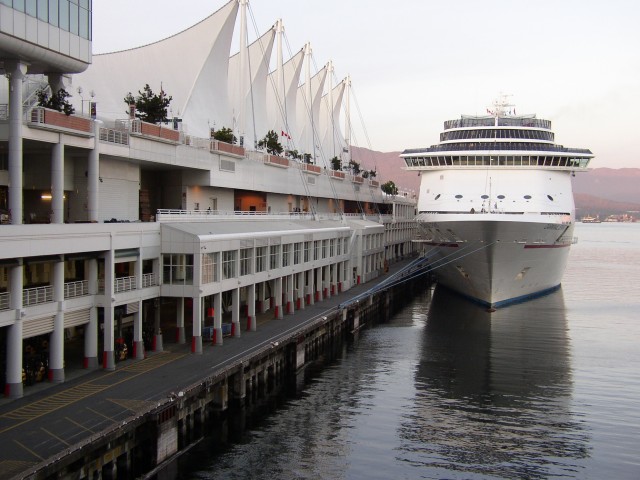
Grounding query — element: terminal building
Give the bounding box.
[0,0,417,398]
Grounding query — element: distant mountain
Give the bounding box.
[351,147,640,217]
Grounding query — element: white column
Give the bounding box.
[213,292,223,346]
[287,274,294,314]
[315,268,322,302]
[297,271,305,310]
[308,269,315,305]
[87,120,101,222]
[247,284,256,331]
[103,252,115,370]
[274,277,283,319]
[133,300,144,359]
[49,260,65,382]
[51,141,64,224]
[231,288,241,337]
[153,299,163,352]
[330,263,337,296]
[84,258,98,369]
[192,296,203,353]
[7,61,27,225]
[5,263,24,398]
[176,297,186,344]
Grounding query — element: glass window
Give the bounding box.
[222,250,236,279]
[79,5,89,38]
[293,243,301,265]
[163,254,193,285]
[270,245,280,270]
[240,248,252,276]
[314,241,320,261]
[303,241,311,263]
[49,0,58,26]
[69,0,78,34]
[37,0,48,20]
[201,252,218,284]
[282,244,290,267]
[256,246,267,273]
[59,0,69,31]
[26,0,37,16]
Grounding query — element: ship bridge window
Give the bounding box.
[547,195,554,201]
[524,195,532,200]
[434,194,441,200]
[455,195,463,199]
[497,195,505,199]
[481,195,489,199]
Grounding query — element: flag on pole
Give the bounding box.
[281,130,291,139]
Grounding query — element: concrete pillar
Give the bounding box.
[84,258,99,369]
[297,271,305,310]
[308,269,314,305]
[7,61,27,225]
[5,264,24,398]
[49,260,65,382]
[191,296,202,353]
[51,141,64,224]
[103,252,115,370]
[330,263,337,296]
[87,121,101,222]
[176,297,186,343]
[231,288,241,337]
[153,299,163,352]
[246,283,256,331]
[133,300,144,359]
[323,265,330,298]
[315,268,322,302]
[286,274,294,314]
[274,277,283,319]
[213,292,223,345]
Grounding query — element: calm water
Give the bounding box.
[174,223,640,479]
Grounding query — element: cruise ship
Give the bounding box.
[401,98,593,308]
[0,0,416,399]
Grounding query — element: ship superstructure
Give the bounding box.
[401,97,593,307]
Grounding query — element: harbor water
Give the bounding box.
[171,222,640,479]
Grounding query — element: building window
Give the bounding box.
[163,254,193,285]
[322,240,328,259]
[202,252,218,284]
[282,244,291,267]
[303,241,311,263]
[222,250,236,279]
[329,239,335,258]
[270,245,280,270]
[314,241,320,261]
[240,248,252,276]
[256,246,267,273]
[293,242,301,265]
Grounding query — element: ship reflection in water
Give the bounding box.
[399,285,589,478]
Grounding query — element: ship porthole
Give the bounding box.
[434,194,441,200]
[497,195,505,199]
[481,194,489,199]
[524,195,532,199]
[455,194,463,199]
[547,195,554,201]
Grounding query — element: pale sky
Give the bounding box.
[92,0,640,168]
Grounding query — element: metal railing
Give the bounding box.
[114,276,137,293]
[99,127,129,145]
[142,273,158,288]
[23,286,53,306]
[64,280,89,299]
[0,292,9,311]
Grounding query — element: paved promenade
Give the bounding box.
[0,259,417,479]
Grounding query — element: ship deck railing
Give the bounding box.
[155,210,343,222]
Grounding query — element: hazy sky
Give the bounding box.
[92,0,640,168]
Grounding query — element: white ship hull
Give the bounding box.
[418,213,574,308]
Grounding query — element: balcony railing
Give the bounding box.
[23,286,53,307]
[114,276,137,293]
[0,292,8,311]
[64,280,89,299]
[142,273,158,288]
[99,126,129,145]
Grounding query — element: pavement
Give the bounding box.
[0,258,418,479]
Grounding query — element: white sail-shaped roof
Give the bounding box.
[266,47,304,149]
[228,27,276,148]
[296,66,328,158]
[70,0,238,138]
[319,79,347,162]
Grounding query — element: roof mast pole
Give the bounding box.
[304,42,312,161]
[238,0,248,148]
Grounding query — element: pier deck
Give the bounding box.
[0,258,422,480]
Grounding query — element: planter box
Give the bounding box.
[30,107,93,133]
[213,141,245,157]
